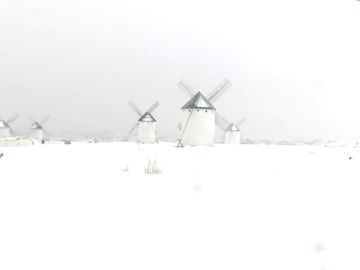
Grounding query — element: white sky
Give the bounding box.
[0,0,360,140]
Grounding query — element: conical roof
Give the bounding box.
[181,92,215,110]
[0,120,9,129]
[30,122,42,130]
[138,112,156,122]
[226,123,241,132]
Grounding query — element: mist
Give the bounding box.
[1,0,360,141]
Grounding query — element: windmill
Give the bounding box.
[177,79,232,146]
[28,115,50,142]
[0,115,18,138]
[215,112,246,144]
[127,100,160,144]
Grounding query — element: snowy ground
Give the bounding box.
[1,142,360,270]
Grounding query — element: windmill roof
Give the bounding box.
[181,92,215,110]
[226,123,241,132]
[0,120,9,129]
[30,122,42,130]
[139,112,156,122]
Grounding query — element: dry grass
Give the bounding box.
[121,164,130,173]
[144,159,163,174]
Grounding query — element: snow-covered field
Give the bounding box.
[1,142,360,270]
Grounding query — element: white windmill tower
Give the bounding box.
[215,112,246,144]
[177,79,232,146]
[28,115,50,142]
[0,115,18,138]
[128,100,160,144]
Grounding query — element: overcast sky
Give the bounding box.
[1,0,360,141]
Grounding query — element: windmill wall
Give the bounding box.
[29,129,44,141]
[180,109,215,146]
[0,128,11,138]
[224,130,241,144]
[138,122,157,143]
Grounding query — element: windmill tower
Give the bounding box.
[128,100,159,144]
[177,79,231,146]
[0,115,18,138]
[215,113,246,144]
[29,115,50,142]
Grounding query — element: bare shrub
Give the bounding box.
[121,165,130,173]
[144,159,163,174]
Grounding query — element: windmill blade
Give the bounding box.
[40,115,50,125]
[214,119,226,131]
[145,101,160,114]
[128,100,143,117]
[215,112,230,131]
[177,79,196,97]
[236,118,247,127]
[215,116,225,131]
[27,115,37,124]
[216,112,230,129]
[207,79,232,103]
[6,114,18,124]
[128,123,139,135]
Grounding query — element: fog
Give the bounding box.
[1,0,360,141]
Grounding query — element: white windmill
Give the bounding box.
[177,79,232,146]
[0,115,18,138]
[28,115,50,142]
[128,100,160,144]
[215,112,246,144]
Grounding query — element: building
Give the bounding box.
[179,92,216,146]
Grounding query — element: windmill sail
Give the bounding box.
[207,79,232,103]
[27,115,37,124]
[215,113,230,131]
[40,115,50,125]
[145,101,160,114]
[128,123,139,135]
[128,100,143,117]
[178,80,196,97]
[236,118,247,127]
[6,114,18,124]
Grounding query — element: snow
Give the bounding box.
[1,142,360,270]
